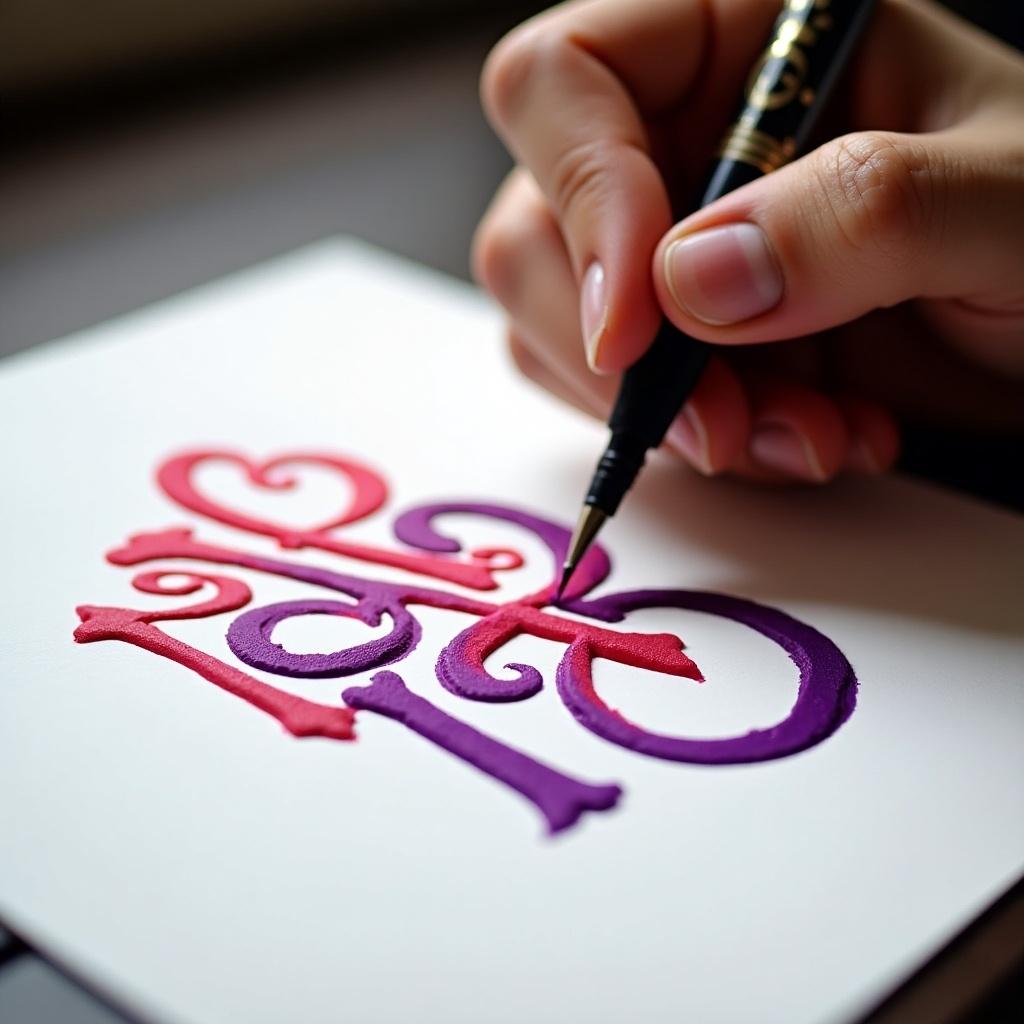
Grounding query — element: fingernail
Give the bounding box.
[666,406,713,475]
[749,424,825,481]
[580,261,609,372]
[847,438,882,475]
[664,223,783,325]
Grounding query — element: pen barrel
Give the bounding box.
[589,321,710,515]
[703,0,876,205]
[590,0,877,520]
[609,319,710,447]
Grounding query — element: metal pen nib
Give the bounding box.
[555,504,608,600]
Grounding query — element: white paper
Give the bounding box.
[1,239,1022,1024]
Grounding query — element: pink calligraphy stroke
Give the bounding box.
[74,448,857,834]
[74,571,355,740]
[157,451,524,591]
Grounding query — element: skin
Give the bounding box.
[472,0,1024,483]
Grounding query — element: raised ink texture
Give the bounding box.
[75,572,355,740]
[158,451,523,591]
[75,448,858,834]
[344,672,622,834]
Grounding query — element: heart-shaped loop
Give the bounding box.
[154,453,520,590]
[158,449,388,546]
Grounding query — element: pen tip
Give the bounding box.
[555,504,608,603]
[555,564,574,601]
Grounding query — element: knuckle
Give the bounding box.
[469,217,499,292]
[482,24,630,231]
[816,132,937,262]
[480,24,548,129]
[471,187,554,307]
[471,216,523,306]
[549,137,617,227]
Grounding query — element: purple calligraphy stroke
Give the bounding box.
[108,527,701,699]
[145,451,857,767]
[109,508,855,767]
[157,450,525,591]
[557,589,857,764]
[75,565,621,834]
[344,671,622,835]
[74,571,356,740]
[76,441,864,837]
[393,502,612,603]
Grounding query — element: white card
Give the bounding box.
[1,239,1022,1024]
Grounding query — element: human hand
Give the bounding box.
[473,0,1024,482]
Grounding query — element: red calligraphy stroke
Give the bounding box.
[74,570,355,740]
[107,529,701,702]
[158,451,522,592]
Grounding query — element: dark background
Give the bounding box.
[3,1,1020,359]
[1,2,1021,1021]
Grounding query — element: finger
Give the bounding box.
[474,168,621,415]
[508,329,603,419]
[475,170,850,483]
[651,0,1024,342]
[663,356,751,476]
[842,0,1024,134]
[473,169,560,317]
[815,306,1024,431]
[481,0,780,373]
[917,295,1024,379]
[478,173,754,478]
[835,396,901,475]
[736,377,850,483]
[654,125,1024,344]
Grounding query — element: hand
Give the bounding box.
[473,0,1024,482]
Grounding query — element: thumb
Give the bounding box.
[653,129,1024,344]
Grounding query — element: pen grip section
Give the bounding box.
[610,321,710,449]
[590,322,710,515]
[585,433,647,517]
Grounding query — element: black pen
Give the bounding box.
[557,0,878,597]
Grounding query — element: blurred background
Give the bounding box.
[2,1,548,358]
[1,1,1022,1020]
[2,0,1020,361]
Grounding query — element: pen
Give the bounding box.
[557,0,878,598]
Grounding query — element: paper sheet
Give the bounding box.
[1,239,1022,1024]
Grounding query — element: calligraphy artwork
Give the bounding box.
[74,449,857,834]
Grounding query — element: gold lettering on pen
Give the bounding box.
[747,0,831,112]
[718,0,833,172]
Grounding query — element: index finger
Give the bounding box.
[481,0,781,372]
